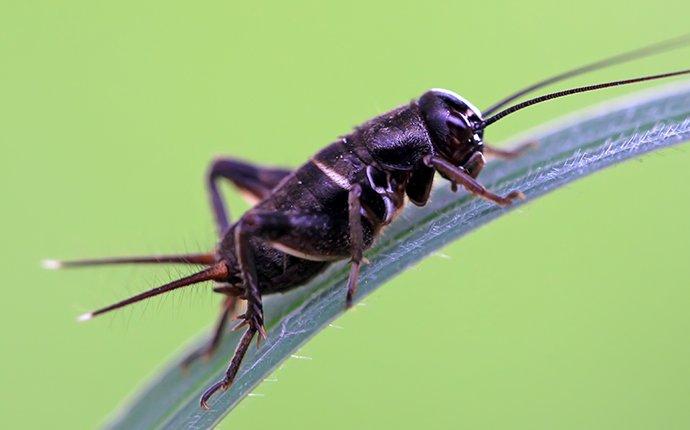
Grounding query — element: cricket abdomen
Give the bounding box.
[256,137,397,248]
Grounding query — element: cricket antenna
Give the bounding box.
[77,262,229,321]
[42,252,216,269]
[484,33,690,116]
[481,68,690,128]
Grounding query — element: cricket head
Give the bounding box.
[419,88,486,178]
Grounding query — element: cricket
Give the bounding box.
[46,35,690,409]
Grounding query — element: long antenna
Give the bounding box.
[482,68,690,128]
[483,33,690,116]
[77,262,229,321]
[42,252,216,269]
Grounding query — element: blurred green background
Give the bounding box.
[2,1,690,428]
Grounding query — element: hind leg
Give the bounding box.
[236,201,367,308]
[199,208,363,408]
[207,157,292,235]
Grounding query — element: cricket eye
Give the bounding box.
[447,115,475,144]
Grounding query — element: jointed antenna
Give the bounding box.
[482,68,690,128]
[484,33,690,116]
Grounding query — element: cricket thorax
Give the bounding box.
[355,103,435,170]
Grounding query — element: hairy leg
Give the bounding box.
[199,207,358,408]
[425,154,524,206]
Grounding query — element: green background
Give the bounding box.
[2,1,690,428]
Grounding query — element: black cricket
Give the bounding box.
[46,35,690,409]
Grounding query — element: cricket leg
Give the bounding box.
[199,210,345,408]
[199,215,268,409]
[234,193,367,308]
[425,154,525,206]
[406,164,435,206]
[346,184,365,308]
[483,140,537,159]
[181,294,239,369]
[207,157,292,235]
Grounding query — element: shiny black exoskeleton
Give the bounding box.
[195,89,528,406]
[75,88,529,408]
[213,89,524,299]
[52,34,690,409]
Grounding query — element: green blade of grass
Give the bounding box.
[104,82,690,430]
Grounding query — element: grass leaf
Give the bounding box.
[104,82,690,430]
